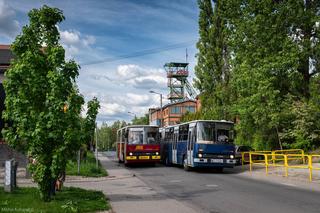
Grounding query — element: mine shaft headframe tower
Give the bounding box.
[164,62,189,103]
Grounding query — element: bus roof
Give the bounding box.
[117,125,159,132]
[163,120,234,129]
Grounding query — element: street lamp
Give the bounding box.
[149,90,163,127]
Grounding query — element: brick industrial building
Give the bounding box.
[149,99,197,127]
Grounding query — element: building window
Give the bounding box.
[185,106,195,113]
[170,106,181,114]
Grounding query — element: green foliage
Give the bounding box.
[131,114,149,125]
[97,120,127,151]
[195,0,232,120]
[0,187,110,213]
[66,151,107,177]
[180,111,203,123]
[2,5,85,201]
[83,97,100,149]
[280,100,320,150]
[195,0,320,151]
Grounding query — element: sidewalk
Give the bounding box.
[1,154,319,213]
[65,154,198,213]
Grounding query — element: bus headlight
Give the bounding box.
[198,153,203,158]
[129,152,133,156]
[156,152,159,155]
[230,155,234,159]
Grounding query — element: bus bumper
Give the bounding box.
[193,158,236,168]
[125,155,161,164]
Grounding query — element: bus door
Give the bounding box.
[172,127,178,164]
[187,124,196,166]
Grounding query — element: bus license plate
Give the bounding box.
[139,156,149,160]
[211,159,223,163]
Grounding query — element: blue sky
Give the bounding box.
[0,0,200,125]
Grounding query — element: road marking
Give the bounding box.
[206,184,218,187]
[281,183,297,187]
[170,180,182,183]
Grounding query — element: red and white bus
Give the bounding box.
[116,125,161,165]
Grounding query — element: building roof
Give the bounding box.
[150,99,196,113]
[0,45,13,66]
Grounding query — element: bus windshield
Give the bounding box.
[128,127,159,145]
[145,127,160,144]
[128,128,143,144]
[197,122,233,144]
[197,122,215,144]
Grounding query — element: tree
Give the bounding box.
[195,0,320,150]
[131,114,149,125]
[2,6,84,201]
[225,0,320,149]
[194,0,232,120]
[83,97,100,150]
[97,120,127,151]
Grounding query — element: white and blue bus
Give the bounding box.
[160,120,236,171]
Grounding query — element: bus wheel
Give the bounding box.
[183,156,190,171]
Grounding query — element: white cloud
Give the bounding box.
[100,102,126,116]
[116,64,142,79]
[115,64,167,89]
[0,0,20,39]
[59,28,96,57]
[79,63,173,124]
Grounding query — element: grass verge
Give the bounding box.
[66,151,107,177]
[0,187,110,213]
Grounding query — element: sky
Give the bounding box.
[0,0,200,125]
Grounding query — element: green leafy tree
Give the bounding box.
[2,6,84,201]
[195,0,231,120]
[97,120,127,151]
[83,97,100,150]
[195,0,320,150]
[225,0,320,149]
[131,114,149,125]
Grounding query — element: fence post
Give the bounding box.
[241,152,244,170]
[272,151,275,166]
[249,152,252,173]
[284,155,288,177]
[241,152,244,166]
[308,155,312,182]
[265,154,268,176]
[302,150,306,164]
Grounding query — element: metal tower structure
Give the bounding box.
[164,62,197,103]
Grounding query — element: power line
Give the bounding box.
[80,40,196,66]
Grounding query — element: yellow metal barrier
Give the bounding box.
[272,149,305,164]
[309,154,320,181]
[246,150,320,182]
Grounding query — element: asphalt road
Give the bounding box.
[103,152,320,213]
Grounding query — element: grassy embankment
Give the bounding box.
[0,187,110,213]
[66,151,107,177]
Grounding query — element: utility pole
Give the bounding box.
[150,91,163,127]
[95,123,98,169]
